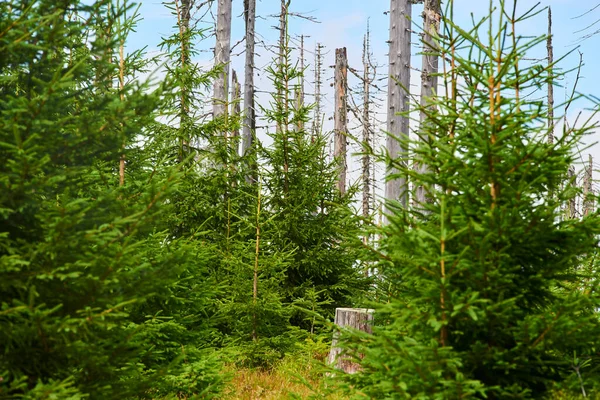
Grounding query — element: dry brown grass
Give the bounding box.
[223,367,312,399]
[222,360,348,399]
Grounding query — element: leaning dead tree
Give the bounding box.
[334,47,348,195]
[242,0,256,183]
[385,0,412,215]
[414,0,441,207]
[547,7,554,144]
[213,0,232,119]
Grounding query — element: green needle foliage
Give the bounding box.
[0,0,223,397]
[260,14,368,333]
[341,1,600,398]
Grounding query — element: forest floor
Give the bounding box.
[222,344,348,399]
[224,366,321,399]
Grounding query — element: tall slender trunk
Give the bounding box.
[296,35,305,132]
[252,180,261,341]
[414,0,441,207]
[547,7,554,144]
[214,0,232,119]
[231,69,241,141]
[119,41,125,186]
[568,165,576,218]
[279,0,291,194]
[242,0,257,183]
[231,69,241,183]
[176,0,192,161]
[385,0,412,216]
[584,154,593,216]
[362,31,372,221]
[312,43,324,140]
[334,47,348,195]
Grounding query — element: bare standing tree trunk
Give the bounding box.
[296,34,305,132]
[385,0,412,216]
[242,0,256,183]
[214,0,232,119]
[414,0,441,207]
[176,0,193,161]
[334,47,348,195]
[312,43,324,139]
[230,69,241,187]
[231,69,241,140]
[584,154,594,216]
[279,0,291,194]
[547,7,554,144]
[119,41,125,186]
[567,165,576,218]
[362,29,373,220]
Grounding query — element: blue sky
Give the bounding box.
[126,0,600,194]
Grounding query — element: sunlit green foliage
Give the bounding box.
[338,2,600,399]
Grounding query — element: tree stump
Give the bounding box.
[328,307,374,374]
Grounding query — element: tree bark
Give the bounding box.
[242,0,256,184]
[213,0,232,119]
[362,31,372,220]
[177,0,193,161]
[119,42,125,186]
[328,308,374,374]
[414,0,441,207]
[334,47,348,195]
[568,165,576,218]
[547,7,554,144]
[279,0,291,194]
[312,43,324,140]
[231,69,241,141]
[385,0,412,217]
[584,154,593,216]
[296,34,305,132]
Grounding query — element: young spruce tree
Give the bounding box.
[0,0,223,397]
[341,1,600,398]
[260,6,367,333]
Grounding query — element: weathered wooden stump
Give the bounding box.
[328,307,374,374]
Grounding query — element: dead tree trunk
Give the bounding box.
[584,154,593,216]
[242,0,256,183]
[312,43,324,139]
[568,165,576,218]
[119,41,126,186]
[334,47,348,195]
[362,31,372,220]
[278,0,291,195]
[177,0,193,161]
[296,34,306,132]
[547,7,554,144]
[213,0,232,119]
[231,69,241,140]
[328,308,374,374]
[414,0,440,207]
[385,0,412,216]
